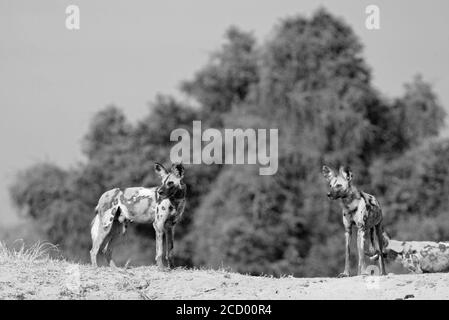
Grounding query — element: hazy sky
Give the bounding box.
[1,0,449,225]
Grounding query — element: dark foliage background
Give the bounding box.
[7,9,448,276]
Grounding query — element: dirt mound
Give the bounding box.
[1,242,448,300]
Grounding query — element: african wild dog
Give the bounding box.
[90,162,186,270]
[322,165,386,277]
[369,232,449,273]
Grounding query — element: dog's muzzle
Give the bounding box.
[327,192,338,200]
[156,187,166,199]
[157,186,175,198]
[327,190,344,200]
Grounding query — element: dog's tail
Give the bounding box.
[381,229,392,247]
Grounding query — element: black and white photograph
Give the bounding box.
[1,0,449,306]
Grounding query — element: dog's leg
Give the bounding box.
[357,228,367,275]
[153,215,167,271]
[90,214,107,267]
[369,228,375,255]
[339,226,352,277]
[164,225,174,269]
[90,242,100,267]
[154,227,165,270]
[104,240,116,268]
[104,222,120,268]
[153,202,171,271]
[364,228,377,258]
[375,224,386,275]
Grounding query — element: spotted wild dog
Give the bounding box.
[90,162,186,270]
[368,232,449,273]
[321,165,386,277]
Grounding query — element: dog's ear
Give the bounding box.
[381,231,404,253]
[386,239,404,254]
[339,166,353,181]
[171,163,184,178]
[154,162,169,178]
[322,165,335,181]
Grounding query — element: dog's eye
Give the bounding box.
[336,184,342,188]
[167,181,174,186]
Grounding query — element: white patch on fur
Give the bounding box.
[153,198,176,231]
[346,198,359,211]
[91,214,100,241]
[102,208,115,228]
[330,176,348,188]
[137,188,155,198]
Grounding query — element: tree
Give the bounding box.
[10,163,70,220]
[182,26,259,126]
[371,138,449,226]
[396,75,446,148]
[82,105,132,160]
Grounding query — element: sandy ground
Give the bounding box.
[1,257,449,299]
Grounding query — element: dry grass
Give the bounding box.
[1,241,449,300]
[0,240,59,263]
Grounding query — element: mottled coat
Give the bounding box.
[384,236,449,273]
[90,163,186,269]
[322,165,386,276]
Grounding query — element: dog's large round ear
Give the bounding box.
[339,166,353,181]
[154,162,168,178]
[171,163,184,178]
[387,239,404,254]
[322,165,335,181]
